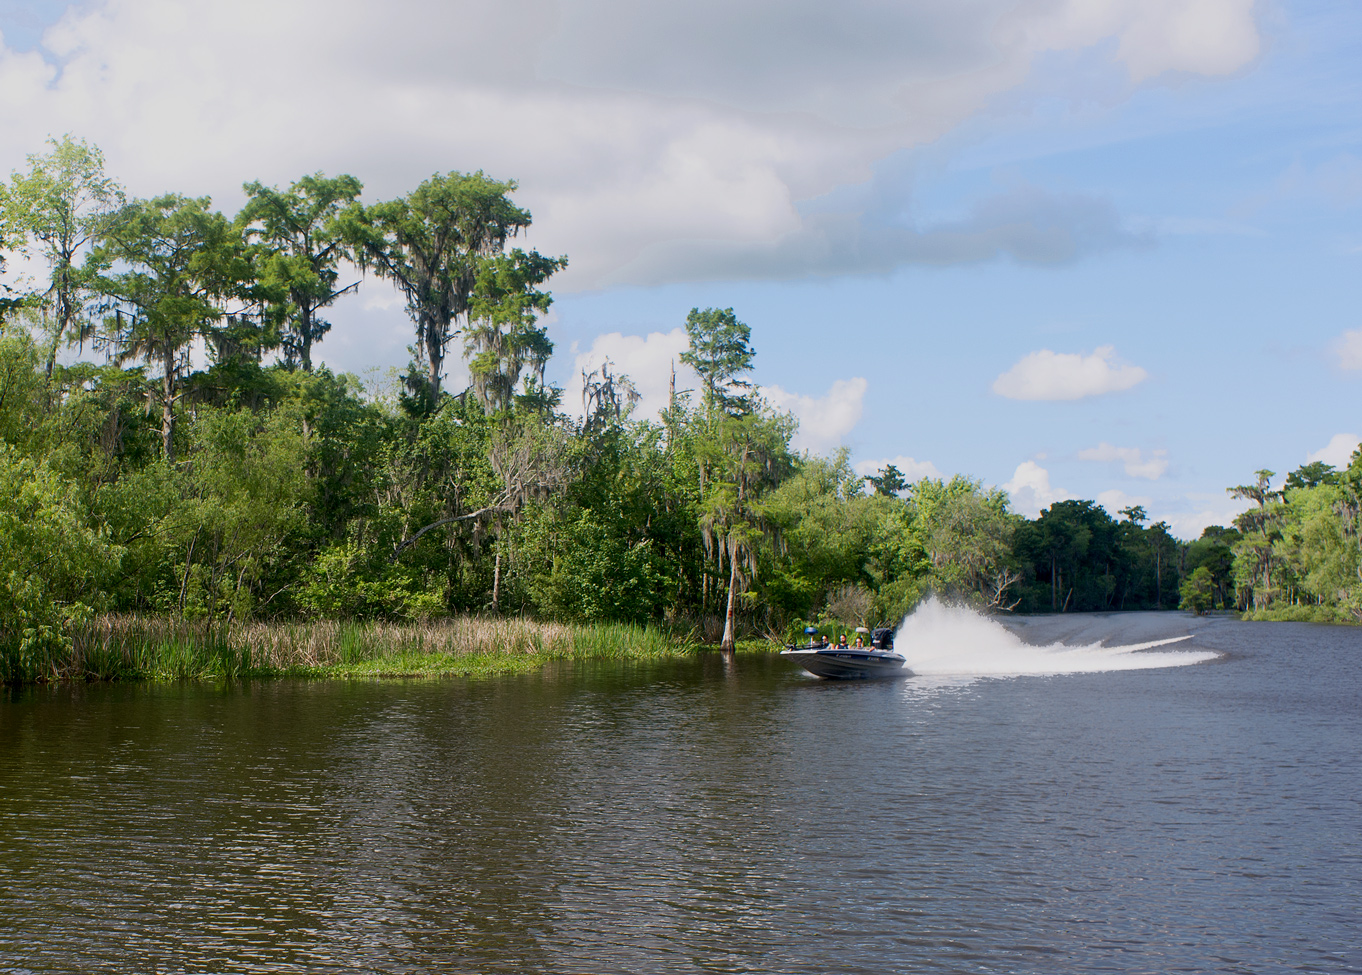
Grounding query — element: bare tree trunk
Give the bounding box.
[161,350,176,464]
[44,277,73,381]
[1155,544,1162,609]
[426,323,443,401]
[45,331,60,382]
[492,547,502,615]
[720,546,739,653]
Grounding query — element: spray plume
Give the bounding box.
[895,597,1217,679]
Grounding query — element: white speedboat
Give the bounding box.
[781,627,910,679]
[781,646,910,679]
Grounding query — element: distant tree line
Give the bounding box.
[1182,460,1362,623]
[1,137,1356,670]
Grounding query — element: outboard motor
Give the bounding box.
[870,627,894,651]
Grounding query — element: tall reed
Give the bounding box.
[3,615,701,683]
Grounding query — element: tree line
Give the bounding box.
[1,136,1357,669]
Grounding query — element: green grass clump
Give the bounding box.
[2,614,705,685]
[1242,605,1359,624]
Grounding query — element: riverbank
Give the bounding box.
[2,616,707,684]
[1241,605,1361,624]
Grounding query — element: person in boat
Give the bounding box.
[853,634,864,648]
[836,633,849,649]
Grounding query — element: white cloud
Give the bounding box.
[992,345,1148,401]
[360,280,405,313]
[1107,0,1261,81]
[1095,489,1153,518]
[609,181,1152,285]
[1335,329,1362,371]
[564,328,696,422]
[1162,497,1253,541]
[1077,442,1169,479]
[762,377,869,455]
[1306,433,1360,469]
[0,0,1262,290]
[563,331,868,451]
[853,455,944,486]
[1003,460,1073,518]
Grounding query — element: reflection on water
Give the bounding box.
[1,615,1359,974]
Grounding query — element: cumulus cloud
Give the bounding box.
[992,345,1148,401]
[853,455,944,486]
[0,0,1261,289]
[564,328,696,422]
[762,378,869,454]
[1004,460,1072,517]
[1335,329,1362,371]
[1096,489,1153,518]
[1163,496,1254,541]
[1077,442,1169,479]
[562,328,868,451]
[1306,433,1361,469]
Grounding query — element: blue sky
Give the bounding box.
[2,0,1359,536]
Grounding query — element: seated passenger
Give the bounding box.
[836,634,849,649]
[853,635,865,648]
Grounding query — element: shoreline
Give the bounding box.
[2,615,720,685]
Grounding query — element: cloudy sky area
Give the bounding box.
[2,0,1359,536]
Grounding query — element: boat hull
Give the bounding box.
[781,648,910,680]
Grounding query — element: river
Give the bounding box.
[1,608,1358,973]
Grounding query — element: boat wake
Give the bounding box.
[895,597,1218,681]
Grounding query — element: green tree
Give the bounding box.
[465,248,564,413]
[0,442,120,679]
[1285,461,1339,491]
[0,325,45,450]
[1145,520,1179,609]
[1270,458,1361,619]
[680,307,756,415]
[239,173,362,372]
[761,452,886,623]
[348,171,563,405]
[4,135,124,378]
[1229,470,1281,610]
[94,195,252,463]
[1014,500,1132,612]
[910,476,1020,609]
[697,409,796,651]
[1179,566,1215,615]
[1334,448,1362,620]
[169,405,311,621]
[1184,526,1239,610]
[865,463,908,497]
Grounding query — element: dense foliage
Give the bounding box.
[1,138,1357,670]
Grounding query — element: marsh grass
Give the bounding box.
[3,615,701,683]
[1243,605,1360,624]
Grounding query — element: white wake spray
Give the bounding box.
[895,597,1218,678]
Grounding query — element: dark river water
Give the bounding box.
[1,611,1359,974]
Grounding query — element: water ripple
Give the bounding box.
[0,616,1359,973]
